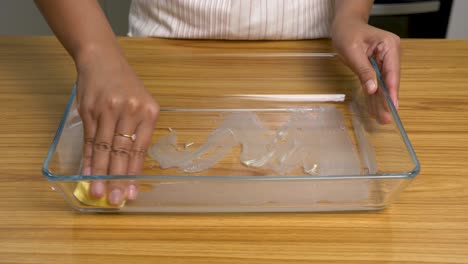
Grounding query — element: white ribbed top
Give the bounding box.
[128,0,334,40]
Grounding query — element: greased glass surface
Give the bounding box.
[43,53,419,212]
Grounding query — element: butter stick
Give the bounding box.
[73,181,126,208]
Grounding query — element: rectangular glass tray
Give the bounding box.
[42,52,419,212]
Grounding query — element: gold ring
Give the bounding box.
[115,133,136,142]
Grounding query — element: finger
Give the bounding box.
[81,112,96,176]
[89,114,117,199]
[106,118,138,205]
[79,108,107,198]
[107,180,128,205]
[367,92,377,118]
[92,113,117,175]
[110,118,137,175]
[128,118,157,176]
[123,123,149,201]
[342,45,378,95]
[108,125,154,204]
[375,41,400,109]
[126,180,139,200]
[90,180,106,199]
[376,89,392,124]
[126,107,159,200]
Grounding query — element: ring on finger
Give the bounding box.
[114,133,136,142]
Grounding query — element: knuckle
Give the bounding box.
[94,141,112,152]
[125,97,141,114]
[358,66,375,78]
[83,154,93,163]
[384,33,400,46]
[127,170,139,175]
[92,166,107,175]
[130,147,147,159]
[376,42,385,52]
[145,103,160,120]
[347,41,361,52]
[104,97,122,111]
[111,147,131,159]
[84,138,95,145]
[393,36,402,53]
[79,101,95,118]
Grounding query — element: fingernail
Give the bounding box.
[395,99,399,110]
[90,181,105,198]
[127,185,138,200]
[83,167,91,176]
[365,80,377,94]
[109,189,123,205]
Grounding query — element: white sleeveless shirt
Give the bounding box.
[128,0,334,40]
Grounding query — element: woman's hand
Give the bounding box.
[77,50,159,205]
[34,0,159,205]
[332,18,401,124]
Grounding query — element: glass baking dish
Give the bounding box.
[42,52,419,212]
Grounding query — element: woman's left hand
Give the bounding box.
[332,19,401,124]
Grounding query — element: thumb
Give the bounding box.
[343,49,378,95]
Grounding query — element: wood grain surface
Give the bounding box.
[0,37,467,263]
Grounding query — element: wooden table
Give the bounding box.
[0,37,467,263]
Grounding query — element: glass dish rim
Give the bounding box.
[41,53,420,182]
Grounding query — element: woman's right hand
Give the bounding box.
[34,0,159,205]
[76,49,160,205]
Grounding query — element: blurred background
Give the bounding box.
[0,0,466,38]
